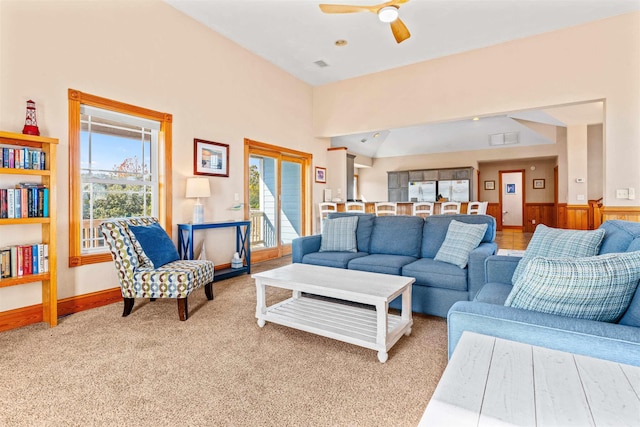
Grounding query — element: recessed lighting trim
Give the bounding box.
[373,132,380,138]
[472,117,480,121]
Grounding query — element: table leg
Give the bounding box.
[402,287,412,336]
[255,279,266,328]
[376,301,389,363]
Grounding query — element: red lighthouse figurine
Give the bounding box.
[22,99,40,136]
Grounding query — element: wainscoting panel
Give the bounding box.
[565,205,590,230]
[601,206,640,223]
[524,203,556,232]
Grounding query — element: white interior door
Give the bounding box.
[501,171,523,227]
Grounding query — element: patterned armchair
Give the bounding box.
[100,217,215,321]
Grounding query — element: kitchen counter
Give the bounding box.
[336,202,471,215]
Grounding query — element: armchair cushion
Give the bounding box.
[133,260,215,299]
[129,222,180,268]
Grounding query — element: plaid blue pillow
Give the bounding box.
[506,252,640,322]
[434,220,488,268]
[512,225,605,284]
[319,216,359,253]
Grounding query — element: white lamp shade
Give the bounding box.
[186,177,211,198]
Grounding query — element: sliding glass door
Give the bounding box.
[246,140,310,262]
[280,157,303,248]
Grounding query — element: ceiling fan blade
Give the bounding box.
[390,17,411,43]
[319,4,376,14]
[382,0,410,7]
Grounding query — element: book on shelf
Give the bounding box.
[0,189,7,218]
[0,248,10,278]
[7,188,15,218]
[0,146,44,170]
[0,243,49,278]
[0,185,49,219]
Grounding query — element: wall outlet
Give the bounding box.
[629,187,636,200]
[577,194,585,201]
[531,219,536,224]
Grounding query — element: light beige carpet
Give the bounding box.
[0,257,448,426]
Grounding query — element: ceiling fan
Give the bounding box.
[319,0,411,44]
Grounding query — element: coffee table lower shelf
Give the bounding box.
[258,296,411,362]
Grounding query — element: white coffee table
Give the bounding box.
[420,332,640,426]
[252,263,414,363]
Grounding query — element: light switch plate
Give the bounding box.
[617,189,629,199]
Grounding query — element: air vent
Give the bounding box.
[489,132,519,146]
[314,60,329,68]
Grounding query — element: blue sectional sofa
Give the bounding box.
[448,220,640,366]
[292,213,497,317]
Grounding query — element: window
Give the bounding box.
[68,89,172,267]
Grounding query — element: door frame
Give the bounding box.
[498,169,526,231]
[244,139,311,262]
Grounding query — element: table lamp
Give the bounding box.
[186,177,211,224]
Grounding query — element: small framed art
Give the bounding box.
[533,179,545,189]
[484,180,495,190]
[194,139,229,177]
[315,167,327,183]
[506,183,516,194]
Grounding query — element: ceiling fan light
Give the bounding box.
[378,6,399,23]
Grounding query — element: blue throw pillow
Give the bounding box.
[505,252,640,322]
[128,222,180,268]
[319,216,358,252]
[512,225,605,284]
[434,220,488,268]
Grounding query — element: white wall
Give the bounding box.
[0,1,326,311]
[588,124,604,200]
[314,12,640,207]
[567,125,589,205]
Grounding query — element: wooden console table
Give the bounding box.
[177,220,251,281]
[420,332,640,426]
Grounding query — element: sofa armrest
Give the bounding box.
[292,235,322,263]
[467,242,498,299]
[485,255,521,284]
[447,301,640,366]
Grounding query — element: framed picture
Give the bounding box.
[194,139,229,177]
[315,167,327,183]
[533,179,545,189]
[506,183,516,194]
[484,180,495,190]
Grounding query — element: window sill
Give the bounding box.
[69,253,112,267]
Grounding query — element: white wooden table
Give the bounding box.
[252,263,414,363]
[420,331,640,426]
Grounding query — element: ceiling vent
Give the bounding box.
[489,132,519,146]
[314,60,329,68]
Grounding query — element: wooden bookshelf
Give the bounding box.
[0,130,58,327]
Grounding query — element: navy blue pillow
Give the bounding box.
[128,223,180,268]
